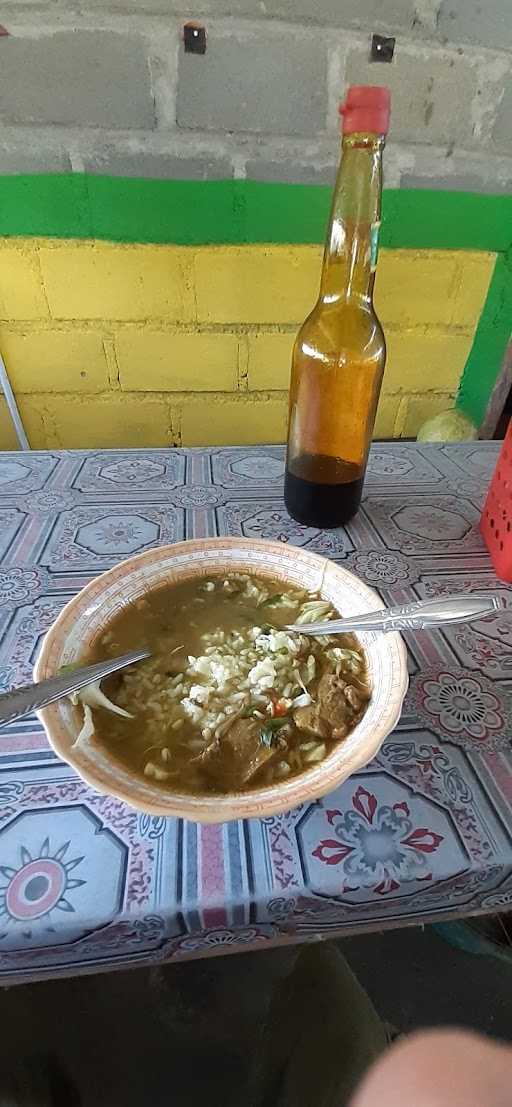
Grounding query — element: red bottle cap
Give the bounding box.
[339,85,390,135]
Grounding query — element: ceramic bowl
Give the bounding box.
[34,538,408,822]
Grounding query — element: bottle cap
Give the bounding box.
[339,85,390,135]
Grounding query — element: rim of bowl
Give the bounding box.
[35,538,409,821]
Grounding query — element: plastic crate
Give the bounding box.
[480,421,512,581]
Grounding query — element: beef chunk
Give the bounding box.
[201,717,275,788]
[332,724,348,741]
[295,673,363,741]
[293,704,330,740]
[344,685,362,711]
[317,673,352,730]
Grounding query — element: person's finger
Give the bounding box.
[350,1028,512,1107]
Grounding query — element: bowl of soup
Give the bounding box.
[34,538,408,822]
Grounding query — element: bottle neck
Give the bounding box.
[319,133,384,306]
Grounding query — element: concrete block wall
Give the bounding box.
[0,0,510,189]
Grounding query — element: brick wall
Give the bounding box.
[0,238,494,449]
[0,0,510,188]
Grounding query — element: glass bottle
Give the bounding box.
[284,85,390,527]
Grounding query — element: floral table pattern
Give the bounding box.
[0,442,511,984]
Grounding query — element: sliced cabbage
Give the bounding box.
[72,703,95,749]
[295,600,333,625]
[70,679,132,749]
[71,680,133,718]
[305,654,316,683]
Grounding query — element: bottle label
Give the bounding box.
[370,221,381,271]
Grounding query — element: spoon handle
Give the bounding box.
[0,649,150,728]
[287,594,502,636]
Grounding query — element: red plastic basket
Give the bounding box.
[480,420,512,581]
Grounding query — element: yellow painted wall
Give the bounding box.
[0,238,495,449]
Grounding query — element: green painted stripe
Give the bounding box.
[0,174,92,238]
[457,248,512,426]
[0,174,510,250]
[382,189,510,252]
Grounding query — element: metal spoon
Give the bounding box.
[285,593,502,636]
[0,649,150,729]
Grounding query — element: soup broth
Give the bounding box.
[86,573,370,795]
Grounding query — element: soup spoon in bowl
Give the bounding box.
[285,593,501,636]
[0,648,150,729]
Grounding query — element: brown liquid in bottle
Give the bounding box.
[284,454,364,527]
[284,127,387,529]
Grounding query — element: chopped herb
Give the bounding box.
[260,726,274,748]
[59,662,80,674]
[268,716,291,730]
[259,716,290,747]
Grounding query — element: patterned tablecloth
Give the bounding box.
[0,442,511,984]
